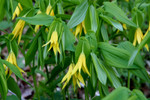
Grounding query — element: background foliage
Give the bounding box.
[0,0,150,100]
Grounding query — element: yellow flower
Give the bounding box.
[4,51,24,77]
[133,28,149,51]
[42,30,61,55]
[74,21,87,37]
[123,24,127,30]
[12,19,25,44]
[61,63,85,90]
[46,5,55,16]
[72,52,90,76]
[125,0,129,2]
[12,3,23,20]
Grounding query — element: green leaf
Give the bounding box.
[6,95,19,100]
[0,0,5,21]
[85,5,98,32]
[99,42,140,69]
[67,0,89,28]
[91,52,107,85]
[105,66,121,88]
[90,64,97,89]
[0,63,7,100]
[11,39,19,57]
[75,37,91,62]
[101,23,109,41]
[100,15,123,31]
[39,0,46,13]
[118,41,150,82]
[102,87,129,100]
[0,21,13,30]
[63,23,75,51]
[38,37,44,69]
[0,59,30,86]
[104,2,137,28]
[18,0,33,8]
[131,89,147,100]
[57,3,64,14]
[138,31,150,51]
[25,30,41,65]
[85,31,97,51]
[18,13,55,26]
[7,77,21,99]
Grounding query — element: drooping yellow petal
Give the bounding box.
[75,23,82,37]
[123,24,127,30]
[82,21,87,34]
[12,3,23,20]
[4,51,24,77]
[61,63,74,89]
[46,5,55,16]
[43,31,60,55]
[136,28,143,44]
[12,20,25,44]
[77,73,85,85]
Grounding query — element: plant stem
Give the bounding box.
[45,64,49,80]
[127,71,130,89]
[84,86,89,100]
[30,59,40,100]
[98,82,104,99]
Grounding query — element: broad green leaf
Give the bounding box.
[92,96,101,100]
[104,2,137,28]
[91,52,107,85]
[63,23,75,51]
[100,15,123,31]
[118,41,150,82]
[6,95,19,100]
[131,89,147,100]
[67,0,88,28]
[105,66,121,88]
[85,31,97,51]
[62,0,81,5]
[90,64,97,89]
[7,77,21,99]
[102,87,129,100]
[18,13,55,26]
[85,5,98,32]
[0,21,13,30]
[57,3,64,14]
[18,0,33,8]
[25,30,41,65]
[101,23,109,41]
[0,59,30,86]
[99,42,140,69]
[39,0,46,13]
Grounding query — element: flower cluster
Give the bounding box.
[4,51,24,77]
[61,52,90,89]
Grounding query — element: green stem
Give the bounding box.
[85,86,89,100]
[98,82,104,99]
[30,59,40,100]
[45,64,49,80]
[67,89,70,100]
[62,90,66,100]
[127,71,130,89]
